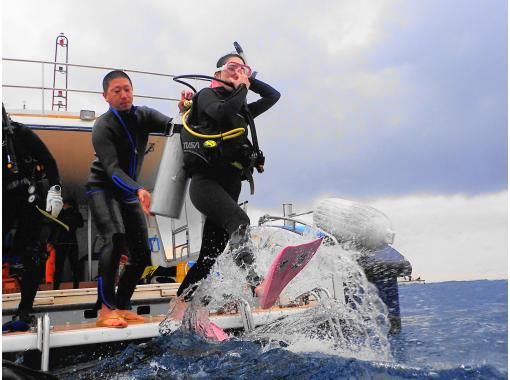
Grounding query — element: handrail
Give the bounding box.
[3,57,185,111]
[3,57,177,78]
[2,84,179,102]
[258,214,339,245]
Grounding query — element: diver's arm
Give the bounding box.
[247,78,281,118]
[201,86,248,121]
[19,124,61,187]
[139,106,172,134]
[92,121,142,194]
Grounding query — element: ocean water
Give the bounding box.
[56,279,507,379]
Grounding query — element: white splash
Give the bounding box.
[185,225,393,362]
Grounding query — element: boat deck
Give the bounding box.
[3,282,179,311]
[2,283,316,354]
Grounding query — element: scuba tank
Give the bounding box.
[150,114,189,218]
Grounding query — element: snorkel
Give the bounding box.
[233,41,258,79]
[233,42,264,173]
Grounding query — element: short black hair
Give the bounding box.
[102,70,132,92]
[216,53,245,69]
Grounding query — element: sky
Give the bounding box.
[1,0,508,282]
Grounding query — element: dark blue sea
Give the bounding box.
[57,280,507,379]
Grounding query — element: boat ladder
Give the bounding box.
[237,298,255,332]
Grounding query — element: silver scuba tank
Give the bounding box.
[150,115,189,218]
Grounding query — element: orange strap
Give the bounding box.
[45,243,56,284]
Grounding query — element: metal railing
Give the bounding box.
[2,57,180,112]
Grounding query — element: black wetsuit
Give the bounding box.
[177,78,280,300]
[3,120,61,320]
[52,205,84,289]
[86,105,171,310]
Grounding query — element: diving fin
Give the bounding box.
[195,320,229,342]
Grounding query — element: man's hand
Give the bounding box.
[178,90,194,112]
[137,188,151,215]
[46,185,63,217]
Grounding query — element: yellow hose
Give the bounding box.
[181,108,245,141]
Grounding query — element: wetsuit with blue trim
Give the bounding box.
[177,77,280,300]
[87,105,171,310]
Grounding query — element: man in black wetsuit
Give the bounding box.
[87,70,172,328]
[2,104,63,330]
[173,53,280,314]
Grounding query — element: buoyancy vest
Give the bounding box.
[3,122,45,192]
[180,88,256,174]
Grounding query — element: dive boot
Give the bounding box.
[2,309,35,332]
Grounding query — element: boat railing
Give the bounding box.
[2,57,180,113]
[258,214,339,246]
[175,244,189,260]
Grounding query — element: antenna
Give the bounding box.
[52,33,69,111]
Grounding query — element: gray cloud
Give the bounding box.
[3,0,506,281]
[3,2,507,201]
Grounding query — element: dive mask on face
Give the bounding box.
[219,62,252,77]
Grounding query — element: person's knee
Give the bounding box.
[111,232,127,251]
[224,212,250,235]
[126,246,151,269]
[100,232,127,257]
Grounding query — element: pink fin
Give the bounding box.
[195,320,229,342]
[259,237,323,309]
